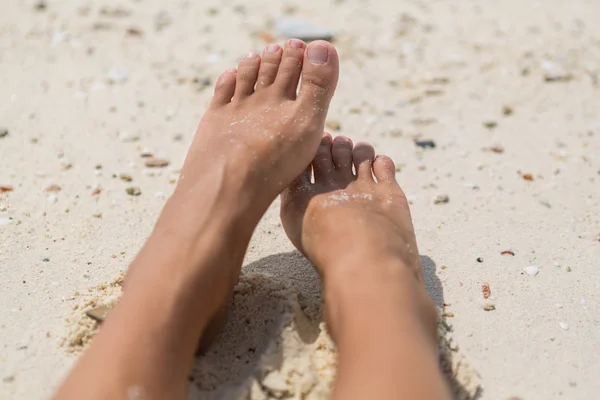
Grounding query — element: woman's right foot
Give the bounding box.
[280,135,450,399]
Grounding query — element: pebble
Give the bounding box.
[502,105,514,116]
[0,127,8,138]
[126,187,141,196]
[476,257,484,263]
[85,305,112,323]
[277,18,333,41]
[415,139,436,149]
[59,159,72,170]
[483,121,498,130]
[483,302,496,311]
[154,10,172,32]
[47,194,58,204]
[44,184,61,193]
[541,60,573,82]
[521,173,534,181]
[119,173,133,182]
[433,194,450,204]
[119,131,140,142]
[144,158,170,168]
[325,120,341,131]
[107,68,129,84]
[523,265,539,276]
[559,322,569,330]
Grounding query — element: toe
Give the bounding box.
[256,44,283,90]
[273,39,306,99]
[312,133,334,182]
[233,52,261,100]
[373,155,398,184]
[210,68,237,107]
[352,142,376,181]
[297,41,340,120]
[331,136,353,177]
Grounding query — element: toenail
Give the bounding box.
[288,39,304,49]
[266,44,280,53]
[245,52,259,59]
[307,45,329,64]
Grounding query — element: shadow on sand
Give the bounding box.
[191,251,481,399]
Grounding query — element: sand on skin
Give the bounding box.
[1,0,599,399]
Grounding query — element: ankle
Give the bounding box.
[322,257,438,344]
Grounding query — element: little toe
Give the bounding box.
[331,136,353,177]
[233,52,261,100]
[273,39,306,99]
[312,133,334,182]
[373,155,399,184]
[297,41,340,121]
[256,44,283,90]
[352,142,376,181]
[210,68,237,108]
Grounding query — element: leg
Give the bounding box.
[281,135,451,399]
[53,40,339,400]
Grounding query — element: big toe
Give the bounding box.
[372,155,398,184]
[297,41,339,120]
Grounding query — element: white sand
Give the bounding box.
[1,0,599,399]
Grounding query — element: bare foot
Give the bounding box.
[127,40,339,329]
[281,134,423,282]
[280,134,449,399]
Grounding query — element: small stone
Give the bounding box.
[42,257,50,262]
[0,127,8,138]
[154,10,172,32]
[488,145,505,153]
[539,200,552,208]
[502,105,514,116]
[59,159,72,170]
[443,311,455,317]
[414,139,436,149]
[119,131,140,142]
[85,305,113,323]
[325,120,341,131]
[139,151,153,158]
[559,322,569,330]
[566,266,572,272]
[91,188,102,196]
[388,128,403,138]
[483,302,496,311]
[34,0,47,10]
[476,257,484,263]
[126,27,144,37]
[482,283,491,299]
[44,184,61,193]
[92,212,102,218]
[119,173,133,182]
[144,158,170,168]
[47,194,58,204]
[541,60,573,82]
[523,265,539,276]
[107,68,128,84]
[126,187,141,196]
[277,18,333,41]
[483,121,498,130]
[433,194,450,204]
[521,173,534,181]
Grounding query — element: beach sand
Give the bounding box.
[1,0,599,399]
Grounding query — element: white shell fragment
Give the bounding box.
[523,265,539,276]
[559,322,569,330]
